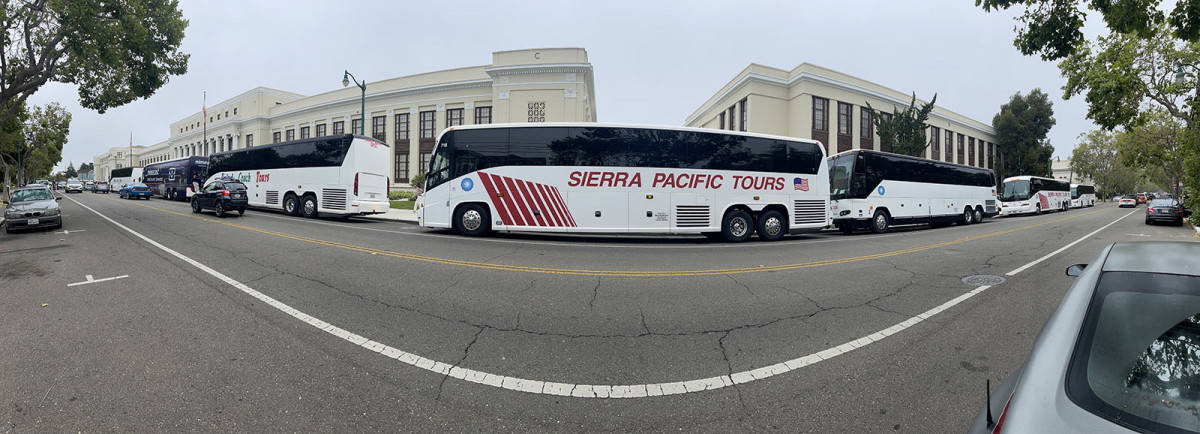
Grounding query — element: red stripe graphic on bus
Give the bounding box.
[1038,192,1049,210]
[489,173,526,226]
[476,173,512,225]
[476,172,576,227]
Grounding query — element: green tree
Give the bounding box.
[1071,130,1143,198]
[1116,108,1189,196]
[0,0,189,129]
[0,100,27,194]
[976,0,1200,61]
[993,89,1057,178]
[867,93,937,157]
[64,162,76,179]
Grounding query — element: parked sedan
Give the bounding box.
[969,242,1200,434]
[93,181,109,193]
[190,180,248,217]
[119,182,153,200]
[1117,196,1137,208]
[1145,198,1189,225]
[64,181,83,193]
[3,186,62,233]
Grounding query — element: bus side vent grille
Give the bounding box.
[985,200,997,214]
[265,191,279,205]
[322,189,347,210]
[793,200,826,224]
[675,205,710,227]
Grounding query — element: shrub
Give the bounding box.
[388,191,414,200]
[409,173,425,193]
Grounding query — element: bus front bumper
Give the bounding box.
[999,202,1036,216]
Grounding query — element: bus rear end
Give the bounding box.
[345,137,390,215]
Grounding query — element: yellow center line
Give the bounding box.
[124,201,1110,277]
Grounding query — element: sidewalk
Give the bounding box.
[358,208,417,223]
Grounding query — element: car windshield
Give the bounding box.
[1000,179,1030,201]
[1068,271,1200,433]
[10,189,53,202]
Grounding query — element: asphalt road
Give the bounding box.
[2,192,1195,432]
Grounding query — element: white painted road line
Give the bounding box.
[55,229,85,234]
[1005,209,1138,276]
[64,195,1129,398]
[67,274,129,287]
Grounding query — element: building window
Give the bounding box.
[812,97,829,132]
[446,108,464,128]
[860,108,876,150]
[719,112,726,129]
[474,106,491,124]
[929,126,940,158]
[394,153,409,183]
[352,118,363,135]
[272,131,281,143]
[738,98,747,132]
[233,108,237,115]
[246,134,253,147]
[315,123,326,137]
[333,120,344,135]
[957,133,965,164]
[300,126,310,139]
[419,111,436,140]
[878,113,893,152]
[395,113,410,144]
[979,140,986,168]
[420,152,432,174]
[224,110,228,118]
[945,130,954,162]
[968,137,976,166]
[372,115,386,141]
[727,106,735,130]
[285,129,295,141]
[527,101,546,122]
[988,142,994,169]
[837,102,852,136]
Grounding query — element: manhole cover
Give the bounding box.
[962,275,1006,286]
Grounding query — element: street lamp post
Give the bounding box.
[343,70,366,135]
[1176,61,1196,200]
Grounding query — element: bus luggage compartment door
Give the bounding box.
[631,191,669,231]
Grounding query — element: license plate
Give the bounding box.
[233,193,242,198]
[27,218,38,225]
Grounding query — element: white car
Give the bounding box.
[64,181,84,193]
[1117,196,1137,208]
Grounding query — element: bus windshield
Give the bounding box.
[1001,180,1031,201]
[1071,186,1079,199]
[828,153,855,200]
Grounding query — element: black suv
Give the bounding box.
[191,180,248,217]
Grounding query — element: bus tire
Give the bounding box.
[721,208,754,242]
[973,206,984,223]
[454,203,491,236]
[756,209,787,241]
[301,195,319,218]
[1034,203,1041,215]
[870,210,891,233]
[284,194,300,216]
[960,207,974,225]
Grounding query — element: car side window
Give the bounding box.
[204,182,222,192]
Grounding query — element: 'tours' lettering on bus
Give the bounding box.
[566,170,785,190]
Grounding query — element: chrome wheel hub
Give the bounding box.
[303,200,315,215]
[764,217,782,236]
[730,217,748,237]
[462,210,482,231]
[875,214,887,229]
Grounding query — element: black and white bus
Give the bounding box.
[998,176,1071,215]
[827,149,997,233]
[142,156,209,200]
[205,134,391,218]
[1070,183,1096,208]
[108,167,143,192]
[418,123,829,241]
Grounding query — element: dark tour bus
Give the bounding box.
[142,156,210,200]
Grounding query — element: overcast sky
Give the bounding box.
[34,0,1107,172]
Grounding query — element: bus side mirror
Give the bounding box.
[1066,264,1087,277]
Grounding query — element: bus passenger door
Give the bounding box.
[631,191,670,231]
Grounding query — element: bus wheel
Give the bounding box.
[454,203,491,236]
[961,207,974,225]
[301,195,319,218]
[973,206,984,223]
[871,210,891,233]
[756,210,787,241]
[721,208,754,242]
[283,194,300,216]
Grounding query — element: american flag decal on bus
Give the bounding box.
[476,172,577,227]
[794,177,809,191]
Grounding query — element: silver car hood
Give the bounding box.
[6,200,59,214]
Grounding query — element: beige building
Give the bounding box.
[686,63,998,169]
[1051,157,1091,185]
[96,48,597,187]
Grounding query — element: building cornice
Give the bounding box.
[484,63,593,77]
[685,69,996,138]
[266,79,493,120]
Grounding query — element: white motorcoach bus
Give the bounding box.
[827,149,998,233]
[108,167,144,192]
[417,123,829,242]
[1070,183,1096,208]
[999,176,1071,215]
[204,134,391,218]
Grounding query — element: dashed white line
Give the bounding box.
[65,194,1131,398]
[1006,208,1138,276]
[67,274,129,287]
